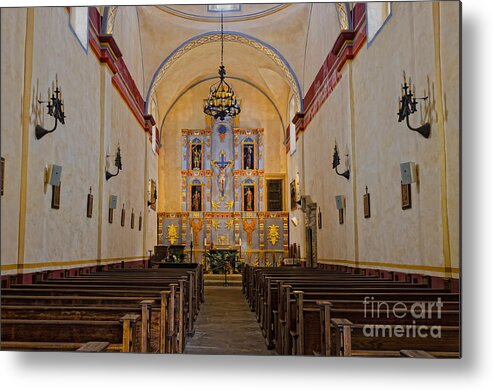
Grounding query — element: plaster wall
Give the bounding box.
[439,2,460,270]
[24,7,101,269]
[288,1,460,277]
[302,3,341,95]
[112,6,146,95]
[1,7,157,275]
[0,8,27,269]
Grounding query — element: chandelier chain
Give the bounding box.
[203,9,240,120]
[221,11,224,68]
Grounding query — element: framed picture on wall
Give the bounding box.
[131,210,135,229]
[51,184,61,209]
[338,208,344,225]
[109,208,113,224]
[1,157,5,196]
[401,182,412,210]
[121,208,126,227]
[87,194,93,218]
[363,193,371,218]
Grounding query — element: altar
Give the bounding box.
[158,118,288,266]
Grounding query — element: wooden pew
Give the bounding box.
[287,290,458,356]
[2,266,201,353]
[265,282,438,350]
[330,318,460,358]
[1,290,176,353]
[37,276,194,343]
[262,278,430,349]
[244,265,460,358]
[1,314,140,352]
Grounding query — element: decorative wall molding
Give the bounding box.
[303,3,367,130]
[88,7,157,144]
[145,31,303,114]
[285,3,367,153]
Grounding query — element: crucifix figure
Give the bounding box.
[212,152,233,198]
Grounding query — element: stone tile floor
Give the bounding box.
[184,285,275,356]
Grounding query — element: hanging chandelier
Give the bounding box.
[203,12,241,121]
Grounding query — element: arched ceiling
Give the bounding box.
[154,41,291,131]
[104,4,344,131]
[133,4,312,124]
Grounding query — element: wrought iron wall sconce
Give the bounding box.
[106,143,122,181]
[332,141,350,180]
[147,180,157,209]
[398,71,430,138]
[36,75,66,140]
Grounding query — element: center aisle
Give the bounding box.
[184,275,275,355]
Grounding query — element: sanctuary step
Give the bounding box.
[204,274,242,287]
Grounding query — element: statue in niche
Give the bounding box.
[243,143,254,170]
[191,144,202,170]
[244,185,255,211]
[191,186,202,211]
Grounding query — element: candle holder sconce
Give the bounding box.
[332,141,350,180]
[148,187,157,208]
[105,143,122,181]
[398,72,430,138]
[36,74,66,140]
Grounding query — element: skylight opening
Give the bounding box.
[207,4,241,13]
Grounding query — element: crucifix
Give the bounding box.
[212,151,233,198]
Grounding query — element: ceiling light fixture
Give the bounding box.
[203,11,241,121]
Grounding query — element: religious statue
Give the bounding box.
[192,188,201,211]
[245,186,254,211]
[192,145,201,170]
[244,144,254,170]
